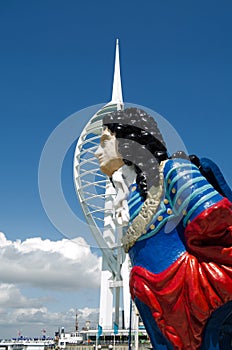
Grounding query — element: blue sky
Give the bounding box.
[0,0,232,339]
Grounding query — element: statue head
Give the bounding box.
[96,107,168,198]
[95,126,124,177]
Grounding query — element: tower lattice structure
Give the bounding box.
[73,40,134,331]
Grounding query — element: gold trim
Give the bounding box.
[122,161,166,252]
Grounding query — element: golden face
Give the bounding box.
[95,127,124,176]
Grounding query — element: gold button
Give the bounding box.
[187,220,191,224]
[182,209,187,216]
[150,224,155,230]
[164,198,169,204]
[177,199,182,205]
[158,215,163,221]
[131,186,137,192]
[167,208,172,215]
[171,188,176,194]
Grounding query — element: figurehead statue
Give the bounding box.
[95,107,232,350]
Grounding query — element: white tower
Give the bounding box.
[73,40,132,331]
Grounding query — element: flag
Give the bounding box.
[97,324,102,339]
[113,322,118,335]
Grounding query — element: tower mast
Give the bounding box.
[111,39,123,104]
[75,309,78,332]
[74,38,134,333]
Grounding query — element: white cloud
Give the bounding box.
[0,283,42,309]
[0,233,102,339]
[0,284,99,338]
[0,232,101,291]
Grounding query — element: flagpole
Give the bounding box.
[96,325,98,350]
[128,300,132,350]
[135,313,139,350]
[113,322,118,350]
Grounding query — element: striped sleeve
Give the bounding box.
[163,159,223,227]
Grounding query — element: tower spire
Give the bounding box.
[111,39,123,104]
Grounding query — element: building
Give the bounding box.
[74,39,132,332]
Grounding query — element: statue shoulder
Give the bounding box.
[163,158,196,180]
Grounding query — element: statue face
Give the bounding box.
[95,127,124,176]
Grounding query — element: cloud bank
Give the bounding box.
[0,287,99,338]
[0,232,101,338]
[0,232,101,290]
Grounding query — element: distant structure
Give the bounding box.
[73,40,134,331]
